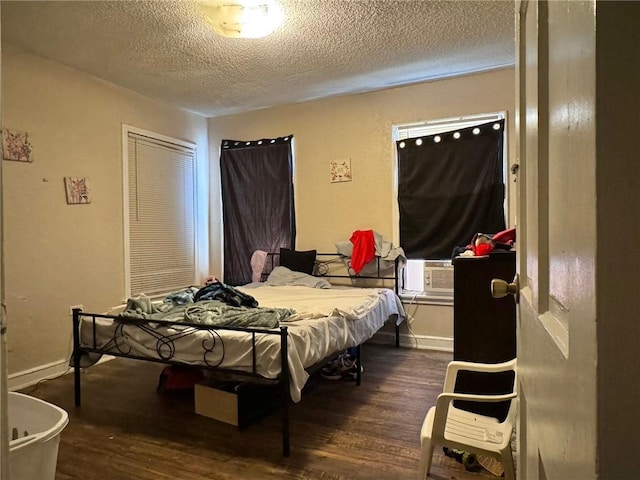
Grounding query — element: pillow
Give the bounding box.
[279,247,317,275]
[266,266,331,289]
[250,249,268,283]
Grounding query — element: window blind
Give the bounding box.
[127,133,196,296]
[396,113,504,140]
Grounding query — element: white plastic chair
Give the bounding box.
[418,358,518,480]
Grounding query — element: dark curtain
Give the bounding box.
[220,135,295,285]
[397,120,506,259]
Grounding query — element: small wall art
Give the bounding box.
[330,158,352,183]
[2,129,33,162]
[64,177,91,204]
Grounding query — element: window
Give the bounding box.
[393,112,507,301]
[124,127,197,297]
[219,135,295,286]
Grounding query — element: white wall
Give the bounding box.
[1,45,209,382]
[208,68,516,343]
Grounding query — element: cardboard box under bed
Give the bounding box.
[194,380,281,428]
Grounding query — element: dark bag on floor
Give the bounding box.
[157,366,204,392]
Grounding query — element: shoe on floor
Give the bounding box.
[320,353,363,380]
[340,363,363,381]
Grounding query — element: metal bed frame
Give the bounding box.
[71,253,403,456]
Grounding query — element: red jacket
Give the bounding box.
[350,230,375,274]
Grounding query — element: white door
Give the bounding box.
[516,1,640,479]
[516,0,598,479]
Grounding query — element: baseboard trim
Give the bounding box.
[8,359,70,392]
[371,331,453,352]
[8,355,115,391]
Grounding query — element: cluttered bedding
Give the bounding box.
[75,266,406,402]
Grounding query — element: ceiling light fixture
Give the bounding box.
[200,0,283,39]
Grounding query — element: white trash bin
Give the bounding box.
[9,392,69,480]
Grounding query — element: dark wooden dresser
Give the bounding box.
[452,250,516,420]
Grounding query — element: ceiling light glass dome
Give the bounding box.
[200,0,283,39]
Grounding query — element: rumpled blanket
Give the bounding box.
[163,286,199,306]
[122,295,292,328]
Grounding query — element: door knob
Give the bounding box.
[491,274,520,304]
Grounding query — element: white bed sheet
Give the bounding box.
[79,286,405,402]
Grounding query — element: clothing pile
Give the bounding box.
[452,227,516,258]
[335,229,406,275]
[121,280,292,328]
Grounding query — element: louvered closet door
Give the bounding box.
[128,134,196,296]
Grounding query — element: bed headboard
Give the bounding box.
[260,252,402,294]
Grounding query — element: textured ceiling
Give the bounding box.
[1,0,515,118]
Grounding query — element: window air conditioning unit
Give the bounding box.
[423,265,454,293]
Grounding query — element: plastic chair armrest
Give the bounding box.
[443,358,517,393]
[437,391,517,405]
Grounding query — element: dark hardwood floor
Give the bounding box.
[22,344,499,480]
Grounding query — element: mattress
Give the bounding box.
[78,285,406,402]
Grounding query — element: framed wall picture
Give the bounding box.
[2,129,33,162]
[330,158,352,183]
[64,177,91,204]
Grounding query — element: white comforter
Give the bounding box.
[238,285,385,321]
